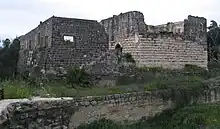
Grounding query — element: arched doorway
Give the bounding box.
[115,43,121,49]
[115,44,123,64]
[115,43,122,54]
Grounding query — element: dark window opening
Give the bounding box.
[45,36,49,47]
[38,33,40,45]
[178,28,181,33]
[28,40,32,50]
[41,37,44,47]
[111,35,114,41]
[60,59,64,63]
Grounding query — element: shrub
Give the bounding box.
[66,66,90,88]
[123,53,135,63]
[137,66,164,73]
[77,118,123,129]
[108,87,122,94]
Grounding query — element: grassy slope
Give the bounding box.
[0,65,210,99]
[0,75,205,99]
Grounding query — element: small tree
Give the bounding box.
[207,20,220,61]
[0,38,20,79]
[3,39,10,48]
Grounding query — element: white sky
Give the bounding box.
[0,0,219,40]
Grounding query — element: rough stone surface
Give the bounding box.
[100,11,147,42]
[0,87,220,129]
[184,15,207,43]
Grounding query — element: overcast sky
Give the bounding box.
[0,0,219,41]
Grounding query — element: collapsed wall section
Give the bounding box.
[148,21,184,34]
[184,15,207,43]
[100,11,147,44]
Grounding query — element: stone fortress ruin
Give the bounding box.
[0,11,210,128]
[18,11,208,75]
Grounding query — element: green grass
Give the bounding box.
[0,80,132,99]
[0,75,204,99]
[0,65,212,99]
[0,80,34,99]
[144,75,204,91]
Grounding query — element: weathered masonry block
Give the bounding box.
[100,11,208,69]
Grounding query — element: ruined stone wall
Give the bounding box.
[103,12,207,69]
[100,11,185,43]
[18,18,53,72]
[0,87,220,129]
[100,11,147,44]
[184,15,207,43]
[43,16,109,71]
[110,33,207,69]
[18,16,109,73]
[19,18,53,50]
[153,21,184,34]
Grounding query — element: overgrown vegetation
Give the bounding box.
[66,66,91,88]
[0,64,210,100]
[208,20,220,61]
[123,53,135,63]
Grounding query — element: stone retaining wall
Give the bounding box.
[0,87,220,129]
